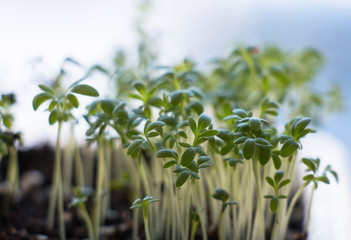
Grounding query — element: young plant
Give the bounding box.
[212,188,237,240]
[69,187,95,240]
[130,196,160,240]
[85,99,129,240]
[0,93,21,197]
[33,77,99,240]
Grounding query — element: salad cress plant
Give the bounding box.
[25,45,341,240]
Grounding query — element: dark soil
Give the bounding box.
[0,145,133,240]
[0,145,306,240]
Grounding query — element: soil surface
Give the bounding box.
[0,145,306,240]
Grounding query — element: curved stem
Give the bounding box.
[304,185,316,233]
[280,182,308,238]
[79,203,95,240]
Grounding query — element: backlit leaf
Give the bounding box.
[71,84,99,97]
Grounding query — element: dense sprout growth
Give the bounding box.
[27,44,342,240]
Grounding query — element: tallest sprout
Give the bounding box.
[33,76,99,240]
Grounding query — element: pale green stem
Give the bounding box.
[143,206,152,240]
[280,182,308,239]
[47,121,66,240]
[304,185,316,233]
[190,217,199,240]
[245,162,253,240]
[176,187,186,240]
[218,209,225,240]
[192,182,207,240]
[93,135,105,240]
[79,203,95,240]
[133,155,142,239]
[6,145,19,193]
[74,145,85,187]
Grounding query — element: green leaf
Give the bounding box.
[266,177,275,188]
[49,110,58,125]
[146,121,165,133]
[158,115,177,128]
[234,136,248,144]
[176,131,188,139]
[295,118,311,134]
[134,82,145,95]
[181,148,196,166]
[178,142,192,148]
[127,139,144,155]
[187,161,198,173]
[280,139,299,157]
[171,91,182,106]
[270,197,278,212]
[175,171,190,187]
[220,143,234,155]
[212,188,229,202]
[163,161,177,168]
[249,118,261,132]
[255,137,271,146]
[190,171,200,179]
[257,145,271,166]
[232,108,247,118]
[67,94,79,108]
[128,93,143,100]
[194,146,207,156]
[39,84,55,97]
[101,99,114,116]
[188,117,197,134]
[302,158,316,172]
[278,195,288,199]
[186,101,204,115]
[278,179,291,188]
[198,156,210,165]
[242,139,256,160]
[317,176,330,184]
[272,154,281,169]
[147,132,159,138]
[330,170,339,183]
[32,93,52,110]
[156,149,178,160]
[71,84,99,97]
[264,195,274,199]
[274,170,285,184]
[303,174,314,181]
[198,113,212,132]
[199,129,218,138]
[48,100,58,111]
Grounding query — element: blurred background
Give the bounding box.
[0,0,350,238]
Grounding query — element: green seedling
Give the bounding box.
[0,93,21,197]
[130,196,160,240]
[212,188,237,240]
[70,187,95,240]
[85,99,129,240]
[33,77,99,240]
[264,170,290,213]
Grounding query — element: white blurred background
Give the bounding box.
[1,1,350,238]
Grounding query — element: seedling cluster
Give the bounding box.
[0,44,341,240]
